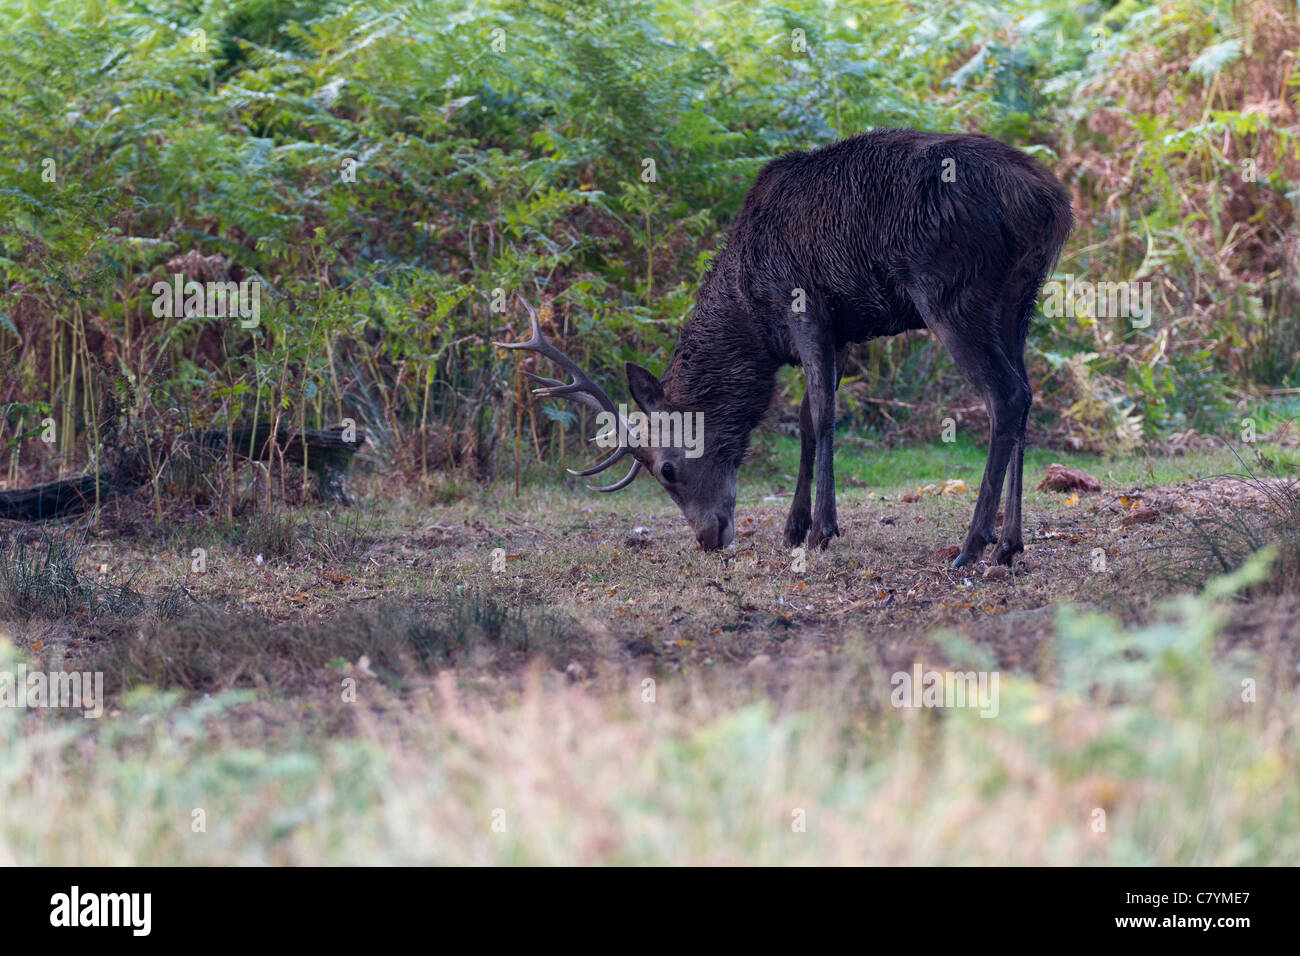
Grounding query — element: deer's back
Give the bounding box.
[716,129,1072,351]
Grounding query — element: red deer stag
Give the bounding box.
[498,129,1072,566]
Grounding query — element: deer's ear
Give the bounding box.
[625,362,664,412]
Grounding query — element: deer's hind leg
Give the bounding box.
[993,282,1040,565]
[912,287,1029,568]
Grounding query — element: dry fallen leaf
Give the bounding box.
[1122,506,1160,527]
[1038,463,1102,493]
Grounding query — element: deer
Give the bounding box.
[498,129,1072,567]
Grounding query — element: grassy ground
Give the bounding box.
[1,438,1298,864]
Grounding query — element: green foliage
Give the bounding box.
[0,0,1295,496]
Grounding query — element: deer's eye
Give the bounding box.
[660,462,676,483]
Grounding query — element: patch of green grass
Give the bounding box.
[756,433,1246,494]
[492,430,1249,502]
[1250,394,1300,435]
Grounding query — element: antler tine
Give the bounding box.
[519,368,565,388]
[591,458,641,492]
[491,299,546,351]
[530,381,612,413]
[492,296,622,417]
[495,295,642,485]
[521,369,606,415]
[567,445,628,477]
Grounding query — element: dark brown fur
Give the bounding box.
[624,129,1072,562]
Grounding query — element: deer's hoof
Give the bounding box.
[783,512,810,547]
[808,519,840,550]
[953,532,992,569]
[994,540,1024,566]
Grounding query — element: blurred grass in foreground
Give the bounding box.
[0,553,1293,865]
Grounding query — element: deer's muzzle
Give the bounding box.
[694,512,733,551]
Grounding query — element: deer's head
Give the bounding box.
[496,300,737,550]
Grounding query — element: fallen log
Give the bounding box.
[0,424,365,521]
[193,423,366,505]
[0,471,128,521]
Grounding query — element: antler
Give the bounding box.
[494,297,642,492]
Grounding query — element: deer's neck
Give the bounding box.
[663,298,778,467]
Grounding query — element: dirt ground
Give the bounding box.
[11,464,1295,703]
[382,473,1294,676]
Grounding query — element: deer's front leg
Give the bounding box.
[784,393,815,546]
[798,334,841,550]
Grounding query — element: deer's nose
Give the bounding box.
[695,514,731,551]
[716,514,732,547]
